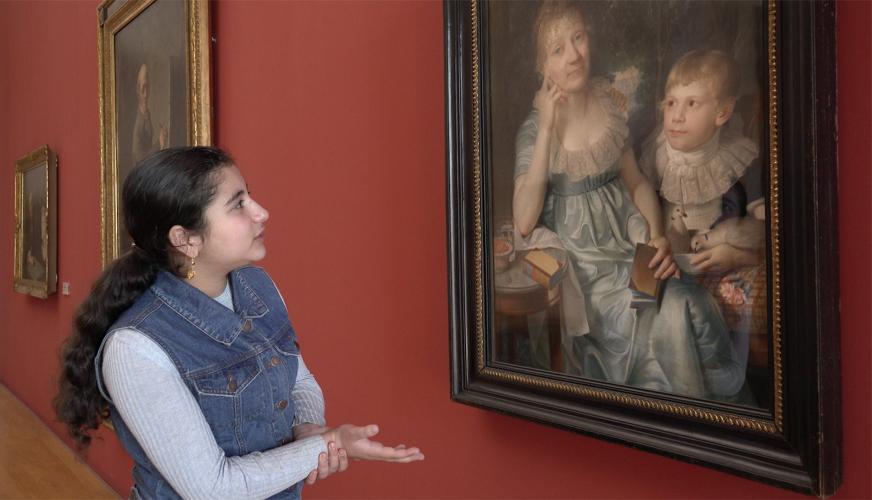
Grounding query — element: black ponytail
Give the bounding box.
[55,249,161,447]
[55,146,233,450]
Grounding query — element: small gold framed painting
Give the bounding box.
[14,145,58,298]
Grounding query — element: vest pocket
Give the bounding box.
[191,358,261,396]
[190,358,267,452]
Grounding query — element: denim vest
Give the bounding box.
[97,267,302,499]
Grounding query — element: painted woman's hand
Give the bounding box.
[534,76,564,132]
[158,125,168,149]
[322,424,425,463]
[647,236,679,279]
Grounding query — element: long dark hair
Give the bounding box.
[55,146,233,450]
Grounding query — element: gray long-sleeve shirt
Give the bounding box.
[101,282,327,499]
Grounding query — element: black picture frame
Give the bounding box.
[444,0,840,496]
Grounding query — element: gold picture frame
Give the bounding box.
[97,0,211,266]
[14,145,58,299]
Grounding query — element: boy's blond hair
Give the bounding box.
[665,50,739,101]
[533,1,589,74]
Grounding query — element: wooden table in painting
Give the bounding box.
[493,248,568,372]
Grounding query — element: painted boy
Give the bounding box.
[640,49,765,274]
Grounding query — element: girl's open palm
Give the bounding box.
[323,424,425,463]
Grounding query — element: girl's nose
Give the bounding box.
[251,202,269,223]
[672,106,686,122]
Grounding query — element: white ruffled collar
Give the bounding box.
[641,127,758,205]
[551,78,629,181]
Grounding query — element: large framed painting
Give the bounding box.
[14,145,58,299]
[445,0,840,495]
[97,0,211,265]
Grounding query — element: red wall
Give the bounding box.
[0,1,868,498]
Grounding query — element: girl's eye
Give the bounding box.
[689,100,697,107]
[234,191,252,210]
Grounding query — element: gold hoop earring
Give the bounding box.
[186,258,196,280]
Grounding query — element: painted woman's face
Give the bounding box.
[137,64,149,109]
[541,15,590,94]
[196,165,269,274]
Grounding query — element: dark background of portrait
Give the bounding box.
[21,163,47,281]
[0,1,868,498]
[114,0,187,249]
[115,0,186,179]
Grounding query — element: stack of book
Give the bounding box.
[522,249,564,289]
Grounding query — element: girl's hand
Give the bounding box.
[534,76,564,131]
[306,442,348,485]
[647,236,679,279]
[293,424,346,484]
[321,424,424,463]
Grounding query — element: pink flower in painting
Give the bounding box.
[719,280,747,306]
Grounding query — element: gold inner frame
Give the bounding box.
[96,0,211,267]
[13,145,58,299]
[468,0,782,434]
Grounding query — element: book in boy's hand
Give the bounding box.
[629,243,663,309]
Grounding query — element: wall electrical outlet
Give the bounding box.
[62,282,71,296]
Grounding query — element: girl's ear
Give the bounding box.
[715,97,737,126]
[167,225,203,259]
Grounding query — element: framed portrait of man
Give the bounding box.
[97,0,211,265]
[445,0,840,495]
[14,145,58,298]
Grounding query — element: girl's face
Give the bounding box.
[662,80,730,152]
[194,165,269,275]
[541,14,590,94]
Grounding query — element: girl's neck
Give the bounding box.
[187,267,230,298]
